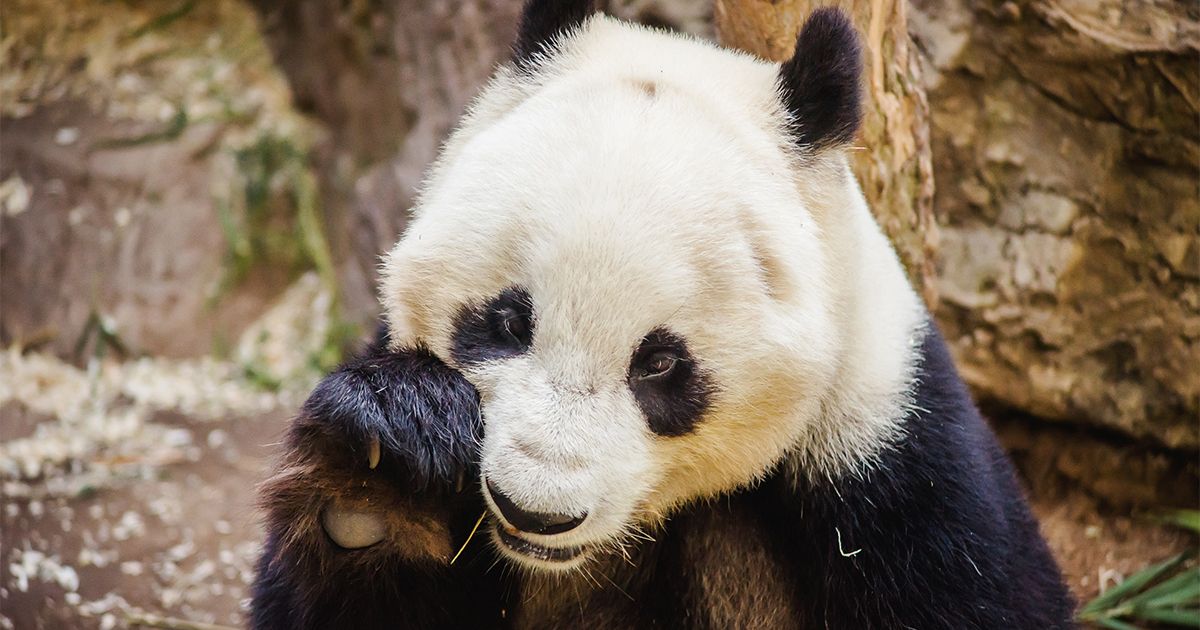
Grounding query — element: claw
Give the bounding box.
[368,437,381,470]
[455,467,466,493]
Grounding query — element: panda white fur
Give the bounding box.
[251,2,1074,628]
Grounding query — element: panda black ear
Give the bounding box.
[777,8,864,150]
[512,0,596,70]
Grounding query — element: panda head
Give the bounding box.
[381,0,922,571]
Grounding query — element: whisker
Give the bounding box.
[580,566,602,589]
[571,580,585,623]
[599,571,636,602]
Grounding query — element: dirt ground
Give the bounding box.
[1,408,283,630]
[0,276,330,630]
[2,397,1193,629]
[1035,493,1194,605]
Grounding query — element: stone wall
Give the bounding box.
[911,0,1199,448]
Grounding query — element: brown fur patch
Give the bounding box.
[256,410,456,579]
[509,498,802,629]
[681,504,800,629]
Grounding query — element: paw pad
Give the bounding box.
[321,505,387,549]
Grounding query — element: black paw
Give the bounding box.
[262,340,485,556]
[299,346,481,494]
[251,339,501,630]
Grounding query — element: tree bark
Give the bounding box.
[718,0,1199,450]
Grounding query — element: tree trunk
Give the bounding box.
[714,0,940,307]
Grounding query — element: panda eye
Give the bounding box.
[638,351,680,380]
[499,308,531,346]
[451,287,536,366]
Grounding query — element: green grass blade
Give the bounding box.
[1080,554,1187,615]
[128,1,198,39]
[1133,606,1200,626]
[1093,617,1141,630]
[1136,567,1200,609]
[1152,510,1200,535]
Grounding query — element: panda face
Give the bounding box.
[451,281,727,568]
[379,13,922,571]
[382,73,837,568]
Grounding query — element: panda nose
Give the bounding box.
[485,479,586,535]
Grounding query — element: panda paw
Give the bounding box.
[250,343,507,629]
[258,344,484,563]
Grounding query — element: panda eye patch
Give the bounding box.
[451,287,535,366]
[628,328,713,437]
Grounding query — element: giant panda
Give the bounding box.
[251,1,1075,628]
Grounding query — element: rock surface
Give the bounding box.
[911,0,1200,448]
[0,0,325,360]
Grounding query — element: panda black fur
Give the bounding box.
[251,2,1074,628]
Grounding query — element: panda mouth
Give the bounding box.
[493,523,587,563]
